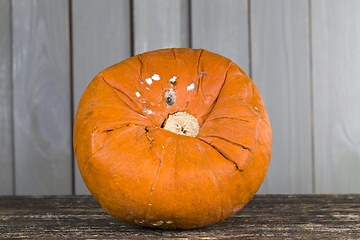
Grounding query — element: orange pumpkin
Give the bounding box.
[74,48,272,229]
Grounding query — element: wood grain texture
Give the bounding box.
[1,194,359,239]
[133,0,190,55]
[12,0,72,195]
[251,0,313,193]
[0,0,13,195]
[71,0,132,195]
[191,0,250,74]
[311,0,360,193]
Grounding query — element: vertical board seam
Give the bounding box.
[308,0,315,194]
[188,0,192,48]
[130,0,135,56]
[69,0,75,195]
[247,0,252,78]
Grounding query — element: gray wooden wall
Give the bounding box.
[0,0,359,195]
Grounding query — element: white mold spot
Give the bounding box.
[134,220,145,225]
[152,221,164,227]
[135,91,141,97]
[187,81,195,91]
[151,74,161,81]
[139,80,144,85]
[145,78,153,85]
[143,109,153,115]
[145,87,150,90]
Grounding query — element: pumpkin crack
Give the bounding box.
[198,138,243,173]
[144,126,154,144]
[201,135,252,152]
[206,116,250,123]
[200,62,233,123]
[196,143,224,221]
[143,126,162,197]
[93,123,136,133]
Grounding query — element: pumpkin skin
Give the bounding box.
[73,48,272,229]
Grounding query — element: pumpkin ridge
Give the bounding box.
[195,142,224,223]
[195,49,204,92]
[143,126,164,197]
[137,54,143,79]
[143,126,180,228]
[239,96,262,117]
[197,48,204,64]
[100,75,139,112]
[198,61,233,124]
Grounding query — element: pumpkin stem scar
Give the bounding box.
[162,112,200,138]
[165,89,176,106]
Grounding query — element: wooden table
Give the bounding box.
[1,194,359,239]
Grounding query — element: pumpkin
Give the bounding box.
[73,48,272,229]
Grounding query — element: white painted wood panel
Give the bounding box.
[191,0,250,74]
[71,0,132,194]
[133,0,190,55]
[0,0,13,195]
[311,0,360,193]
[12,0,72,195]
[251,0,313,193]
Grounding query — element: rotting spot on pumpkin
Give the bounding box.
[165,89,176,106]
[163,112,200,137]
[143,108,152,115]
[169,75,177,86]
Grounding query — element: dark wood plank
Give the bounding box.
[1,195,359,239]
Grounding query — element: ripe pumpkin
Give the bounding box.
[73,48,272,229]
